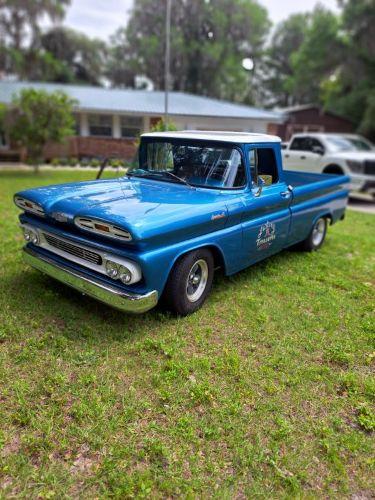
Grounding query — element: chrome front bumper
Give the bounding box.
[23,246,158,314]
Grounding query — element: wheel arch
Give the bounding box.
[323,164,345,175]
[169,243,227,275]
[312,211,333,227]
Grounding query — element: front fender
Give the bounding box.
[138,222,243,296]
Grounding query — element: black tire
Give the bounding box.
[323,165,344,175]
[163,248,214,316]
[298,217,328,252]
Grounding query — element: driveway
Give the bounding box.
[348,197,375,214]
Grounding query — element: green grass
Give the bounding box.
[0,169,374,498]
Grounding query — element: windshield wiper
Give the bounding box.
[127,170,193,188]
[162,171,193,188]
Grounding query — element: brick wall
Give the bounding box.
[268,107,354,141]
[43,136,137,161]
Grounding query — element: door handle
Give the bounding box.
[300,155,306,159]
[285,154,289,158]
[280,190,291,199]
[280,185,293,199]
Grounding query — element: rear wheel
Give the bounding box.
[163,249,214,315]
[299,217,328,251]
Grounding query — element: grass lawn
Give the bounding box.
[0,169,374,498]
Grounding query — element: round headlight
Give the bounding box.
[23,227,39,244]
[105,260,119,279]
[31,232,39,245]
[119,265,132,284]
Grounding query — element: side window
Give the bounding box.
[290,137,308,151]
[310,138,325,155]
[248,148,279,186]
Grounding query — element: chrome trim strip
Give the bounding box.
[14,196,45,217]
[23,246,158,314]
[74,217,132,241]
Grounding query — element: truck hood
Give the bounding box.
[16,177,230,243]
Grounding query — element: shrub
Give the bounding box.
[50,158,60,167]
[68,157,78,167]
[90,158,100,168]
[58,157,68,166]
[109,158,124,168]
[79,157,90,167]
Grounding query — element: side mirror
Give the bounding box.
[252,176,265,197]
[312,145,324,155]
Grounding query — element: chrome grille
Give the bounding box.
[43,233,102,265]
[364,161,375,175]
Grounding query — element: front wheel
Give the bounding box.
[163,249,214,315]
[299,217,328,251]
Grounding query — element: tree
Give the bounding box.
[39,27,107,85]
[0,0,71,79]
[322,0,375,139]
[107,0,271,104]
[0,0,70,50]
[287,6,344,105]
[261,13,309,107]
[3,88,76,171]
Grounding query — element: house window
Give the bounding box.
[73,113,80,135]
[249,148,279,186]
[121,116,142,138]
[88,114,112,137]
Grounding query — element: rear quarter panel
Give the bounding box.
[284,171,350,246]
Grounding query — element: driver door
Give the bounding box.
[241,146,292,264]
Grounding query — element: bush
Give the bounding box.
[50,158,60,167]
[79,157,90,167]
[109,158,125,168]
[90,158,100,168]
[68,157,78,167]
[58,157,68,166]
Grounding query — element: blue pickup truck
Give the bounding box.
[15,131,350,315]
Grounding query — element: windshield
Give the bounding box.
[129,140,246,189]
[325,135,373,152]
[345,137,373,151]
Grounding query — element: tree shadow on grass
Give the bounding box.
[4,247,308,344]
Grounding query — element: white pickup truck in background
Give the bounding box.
[282,133,375,198]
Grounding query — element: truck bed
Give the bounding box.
[284,169,349,188]
[283,169,350,246]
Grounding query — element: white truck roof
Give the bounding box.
[141,130,281,144]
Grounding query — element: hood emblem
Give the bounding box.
[51,212,69,222]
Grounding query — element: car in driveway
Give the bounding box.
[282,133,375,198]
[14,131,349,315]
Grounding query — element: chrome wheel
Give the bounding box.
[186,259,208,302]
[312,218,326,247]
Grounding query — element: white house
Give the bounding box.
[0,81,283,160]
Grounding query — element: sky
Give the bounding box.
[62,0,339,41]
